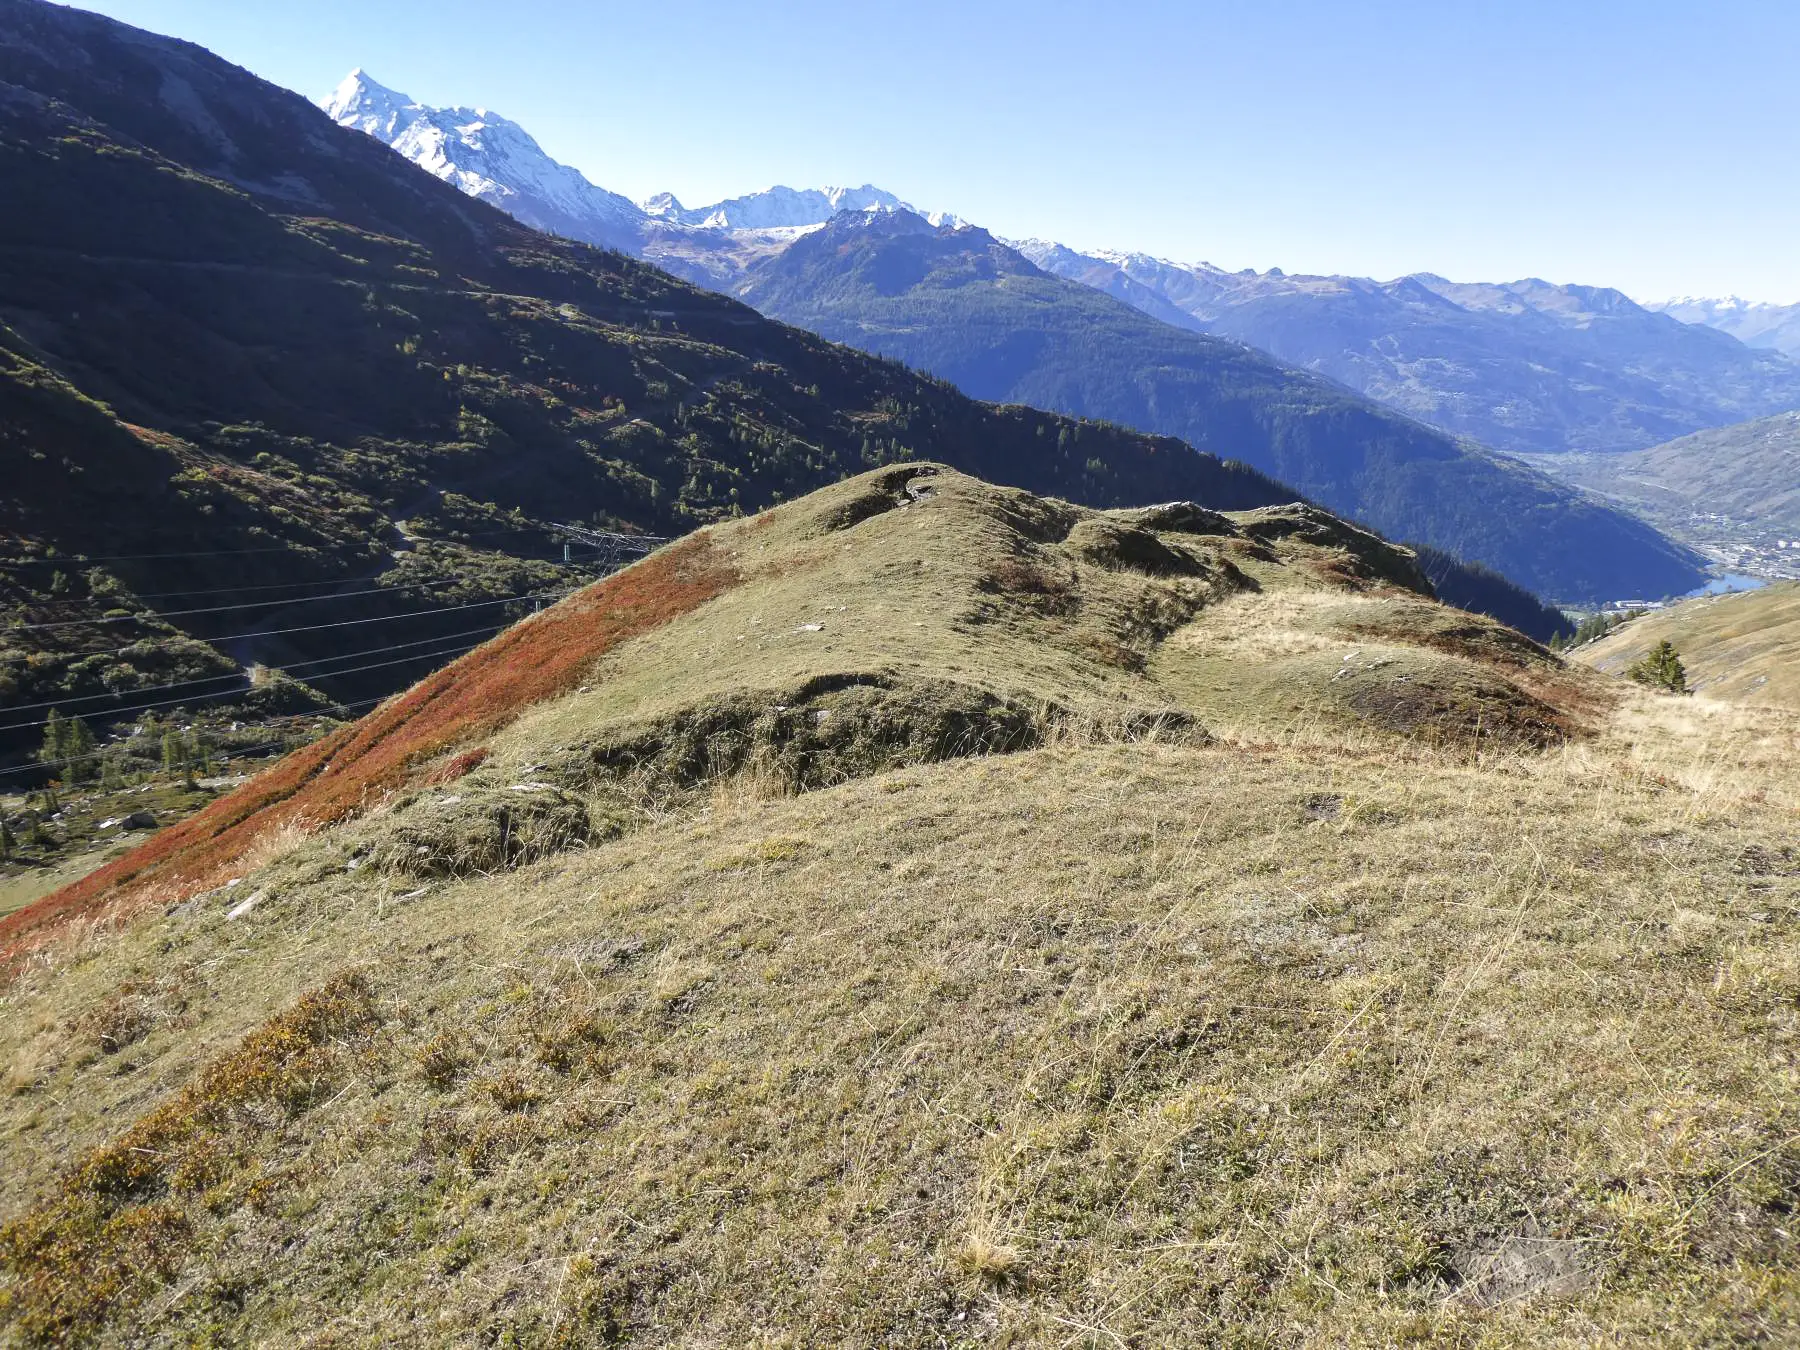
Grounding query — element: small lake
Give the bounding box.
[1686,574,1769,598]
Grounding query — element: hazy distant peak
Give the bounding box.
[643,183,955,232]
[1649,294,1800,357]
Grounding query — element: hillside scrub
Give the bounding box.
[0,692,1796,1342]
[0,533,739,952]
[5,469,1784,1343]
[1576,583,1800,710]
[1627,640,1690,695]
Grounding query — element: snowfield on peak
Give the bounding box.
[322,71,954,279]
[320,70,646,249]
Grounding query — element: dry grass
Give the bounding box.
[0,469,1794,1343]
[1576,581,1800,709]
[0,696,1794,1343]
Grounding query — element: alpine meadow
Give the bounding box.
[2,2,1799,1346]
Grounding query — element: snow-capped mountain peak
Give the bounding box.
[322,69,416,139]
[637,183,959,232]
[323,71,958,271]
[1649,295,1800,356]
[319,70,646,248]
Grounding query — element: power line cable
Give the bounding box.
[0,522,661,569]
[8,577,486,631]
[1,588,571,662]
[0,632,494,735]
[0,623,510,718]
[0,695,392,780]
[18,547,616,605]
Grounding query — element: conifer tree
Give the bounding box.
[65,716,97,784]
[1627,639,1689,695]
[41,709,69,770]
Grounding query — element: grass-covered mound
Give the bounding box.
[2,469,1792,1344]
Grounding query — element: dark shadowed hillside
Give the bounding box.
[0,0,1300,741]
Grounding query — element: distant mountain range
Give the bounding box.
[1017,245,1800,457]
[1647,297,1800,358]
[732,209,1702,601]
[324,72,1800,469]
[320,72,957,286]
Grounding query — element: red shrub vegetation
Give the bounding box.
[426,746,490,785]
[0,536,738,961]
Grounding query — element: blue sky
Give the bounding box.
[70,0,1800,301]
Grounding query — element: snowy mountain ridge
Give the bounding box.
[321,70,646,248]
[1648,296,1800,356]
[320,71,956,258]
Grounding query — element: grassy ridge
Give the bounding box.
[0,468,1792,1342]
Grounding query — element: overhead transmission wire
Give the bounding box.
[0,623,511,718]
[0,629,501,736]
[1,588,572,662]
[0,523,661,570]
[15,536,629,605]
[9,577,493,631]
[13,546,629,623]
[0,695,394,781]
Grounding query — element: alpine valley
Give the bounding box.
[6,6,1800,1346]
[323,72,1800,469]
[321,72,1712,605]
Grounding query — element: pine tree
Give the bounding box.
[1627,639,1689,695]
[162,730,182,778]
[41,709,69,770]
[65,716,97,784]
[0,818,12,862]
